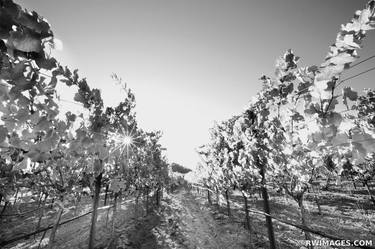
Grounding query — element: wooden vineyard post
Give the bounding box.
[35,193,48,240]
[155,186,161,207]
[111,193,118,238]
[216,188,220,206]
[47,201,64,249]
[242,190,253,249]
[104,185,109,206]
[0,201,9,218]
[260,167,276,249]
[315,195,322,215]
[207,189,212,205]
[145,187,149,215]
[74,193,81,217]
[88,172,102,249]
[13,188,19,206]
[242,191,251,230]
[225,189,231,217]
[135,190,141,217]
[297,196,313,247]
[364,181,375,207]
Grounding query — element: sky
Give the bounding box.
[16,0,375,169]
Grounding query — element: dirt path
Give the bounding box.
[2,190,252,249]
[176,191,222,249]
[173,191,250,249]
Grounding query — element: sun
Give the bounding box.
[108,125,138,157]
[123,135,133,146]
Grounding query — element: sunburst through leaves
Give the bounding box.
[108,125,138,157]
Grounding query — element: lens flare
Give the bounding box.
[108,126,138,158]
[123,135,133,146]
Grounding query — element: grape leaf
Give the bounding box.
[351,142,367,157]
[343,87,358,108]
[26,148,49,162]
[109,178,122,193]
[324,52,356,67]
[11,61,27,79]
[13,158,28,171]
[304,103,320,115]
[73,92,85,104]
[12,76,35,92]
[342,8,374,32]
[8,29,42,53]
[35,55,57,70]
[343,87,358,101]
[66,112,76,122]
[0,125,8,143]
[35,116,51,131]
[336,34,361,50]
[291,111,304,122]
[29,111,40,124]
[14,107,29,122]
[0,80,11,100]
[16,8,52,38]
